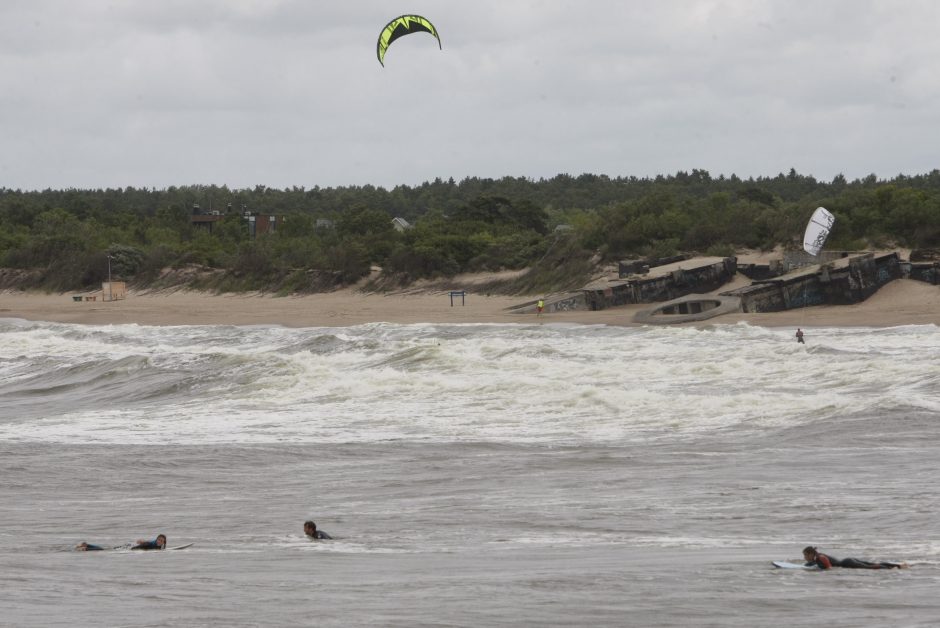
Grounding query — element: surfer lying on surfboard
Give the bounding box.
[803,546,908,570]
[132,534,167,550]
[75,534,167,551]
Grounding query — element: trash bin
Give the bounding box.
[72,296,83,302]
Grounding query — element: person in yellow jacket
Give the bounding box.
[537,299,545,316]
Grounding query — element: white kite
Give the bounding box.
[803,207,835,256]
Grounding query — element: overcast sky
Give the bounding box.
[1,0,938,190]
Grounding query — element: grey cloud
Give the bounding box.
[1,1,938,189]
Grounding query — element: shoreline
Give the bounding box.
[1,278,938,329]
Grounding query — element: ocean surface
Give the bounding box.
[1,319,939,627]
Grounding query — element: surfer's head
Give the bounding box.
[304,521,316,537]
[802,546,817,560]
[155,534,167,549]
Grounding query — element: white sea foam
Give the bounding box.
[1,320,938,445]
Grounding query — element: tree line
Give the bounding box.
[2,168,939,293]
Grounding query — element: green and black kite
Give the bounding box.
[376,15,442,66]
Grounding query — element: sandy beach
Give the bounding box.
[1,277,938,328]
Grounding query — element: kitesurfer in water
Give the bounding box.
[795,328,805,344]
[131,534,167,550]
[304,520,332,540]
[803,546,907,569]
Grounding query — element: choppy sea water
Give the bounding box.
[1,319,939,627]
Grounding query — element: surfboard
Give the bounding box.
[169,543,194,550]
[772,561,818,569]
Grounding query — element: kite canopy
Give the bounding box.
[803,206,835,256]
[377,14,441,66]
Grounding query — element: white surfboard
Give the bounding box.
[168,543,194,550]
[772,561,818,570]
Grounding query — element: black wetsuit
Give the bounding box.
[306,530,332,540]
[80,543,105,551]
[809,553,902,570]
[131,539,164,550]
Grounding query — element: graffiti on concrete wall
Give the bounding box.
[788,287,825,308]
